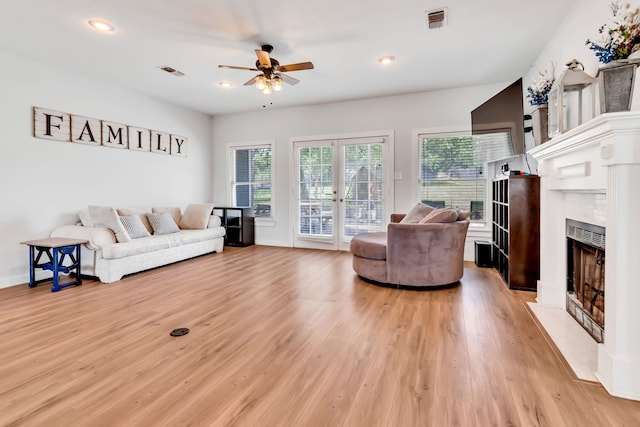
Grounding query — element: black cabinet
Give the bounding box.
[213,207,255,247]
[492,176,540,290]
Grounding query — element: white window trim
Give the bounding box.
[226,139,275,227]
[411,126,491,232]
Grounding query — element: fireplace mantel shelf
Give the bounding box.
[527,111,640,401]
[529,111,640,165]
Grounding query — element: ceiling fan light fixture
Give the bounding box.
[377,56,395,65]
[219,44,312,94]
[273,76,283,92]
[88,19,115,33]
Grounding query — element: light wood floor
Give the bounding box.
[2,246,640,427]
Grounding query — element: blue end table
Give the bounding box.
[20,237,89,292]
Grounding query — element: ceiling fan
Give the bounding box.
[218,44,314,94]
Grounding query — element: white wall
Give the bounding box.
[0,48,213,288]
[212,83,512,253]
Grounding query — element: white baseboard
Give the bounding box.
[0,273,29,289]
[254,240,292,248]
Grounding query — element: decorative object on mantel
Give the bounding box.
[585,1,640,64]
[531,105,549,145]
[586,1,640,112]
[597,56,640,112]
[526,67,555,145]
[32,107,188,157]
[547,60,596,138]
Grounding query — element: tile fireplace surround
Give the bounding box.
[529,111,640,401]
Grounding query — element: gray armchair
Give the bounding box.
[350,214,470,288]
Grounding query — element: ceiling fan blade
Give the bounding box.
[244,75,261,86]
[276,62,314,72]
[278,73,300,86]
[218,65,260,71]
[255,50,272,68]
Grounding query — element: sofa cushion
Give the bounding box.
[88,205,131,243]
[179,203,214,230]
[400,203,434,224]
[146,212,180,235]
[120,215,152,239]
[350,232,387,260]
[419,208,458,224]
[101,228,226,259]
[117,207,153,233]
[152,207,182,225]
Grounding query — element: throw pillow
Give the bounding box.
[120,215,151,239]
[152,207,182,226]
[78,209,93,227]
[179,203,215,229]
[419,208,459,224]
[117,207,153,234]
[88,205,132,243]
[400,203,435,224]
[456,209,472,220]
[146,212,180,235]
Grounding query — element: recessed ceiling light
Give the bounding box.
[377,56,395,65]
[218,81,235,89]
[88,19,115,33]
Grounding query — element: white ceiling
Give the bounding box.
[0,0,575,116]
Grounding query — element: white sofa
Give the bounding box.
[50,208,226,283]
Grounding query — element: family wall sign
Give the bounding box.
[32,107,188,157]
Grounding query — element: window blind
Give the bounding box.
[418,131,513,221]
[231,146,272,217]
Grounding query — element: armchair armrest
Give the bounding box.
[50,225,116,250]
[390,214,405,223]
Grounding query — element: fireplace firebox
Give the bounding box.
[566,219,605,343]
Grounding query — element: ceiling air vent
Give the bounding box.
[425,8,447,29]
[159,66,185,77]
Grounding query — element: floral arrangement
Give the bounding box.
[526,68,555,106]
[585,1,640,63]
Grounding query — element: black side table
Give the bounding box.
[213,207,255,247]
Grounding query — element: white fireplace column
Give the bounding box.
[536,178,565,308]
[530,112,640,401]
[596,135,640,400]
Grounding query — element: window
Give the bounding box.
[418,130,513,223]
[228,142,273,218]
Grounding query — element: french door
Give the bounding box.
[293,136,389,250]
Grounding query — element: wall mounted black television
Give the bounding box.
[471,78,525,155]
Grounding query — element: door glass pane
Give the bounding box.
[298,146,333,236]
[343,142,384,236]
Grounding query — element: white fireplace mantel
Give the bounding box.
[529,111,640,400]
